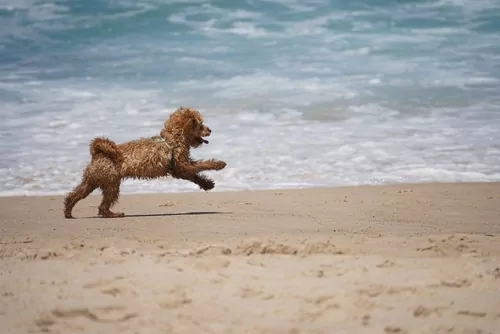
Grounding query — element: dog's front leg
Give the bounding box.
[172,158,225,175]
[189,173,215,191]
[173,170,215,191]
[171,161,216,191]
[190,158,226,172]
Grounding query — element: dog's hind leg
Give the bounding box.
[97,180,124,218]
[64,179,96,218]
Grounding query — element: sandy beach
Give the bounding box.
[1,182,499,334]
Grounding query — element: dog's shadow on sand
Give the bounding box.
[125,211,232,218]
[82,211,232,219]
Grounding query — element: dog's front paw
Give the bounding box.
[200,178,215,191]
[213,160,226,171]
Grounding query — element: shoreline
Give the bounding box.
[1,181,499,333]
[1,179,498,199]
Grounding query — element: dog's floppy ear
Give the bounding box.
[160,127,167,139]
[182,117,197,136]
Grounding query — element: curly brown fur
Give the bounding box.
[63,107,226,219]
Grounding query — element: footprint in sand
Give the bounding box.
[376,260,397,268]
[361,314,371,326]
[416,235,481,257]
[52,306,137,322]
[358,285,418,298]
[488,267,500,279]
[298,296,339,322]
[35,313,56,331]
[159,297,192,310]
[82,276,128,289]
[35,306,138,331]
[385,326,406,334]
[158,201,180,207]
[101,287,128,297]
[302,269,325,278]
[191,245,232,256]
[439,278,471,288]
[413,305,451,318]
[457,310,487,318]
[239,286,264,298]
[82,276,136,298]
[159,287,192,310]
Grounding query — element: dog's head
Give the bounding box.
[161,106,212,148]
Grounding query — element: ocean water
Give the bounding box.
[1,0,500,196]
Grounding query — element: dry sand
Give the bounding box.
[1,182,499,334]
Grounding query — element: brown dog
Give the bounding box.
[63,107,226,218]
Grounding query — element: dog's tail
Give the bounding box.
[89,137,123,163]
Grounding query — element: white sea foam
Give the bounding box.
[1,81,499,197]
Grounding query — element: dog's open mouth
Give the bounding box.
[197,136,209,144]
